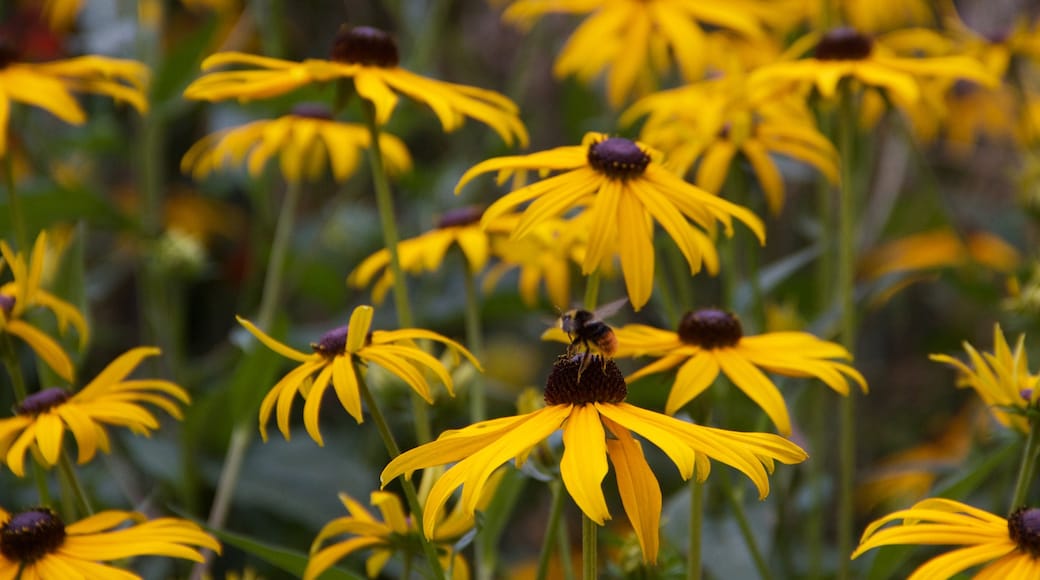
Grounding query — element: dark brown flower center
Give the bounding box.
[0,294,14,317]
[435,206,485,229]
[0,36,18,69]
[587,137,650,180]
[312,326,349,357]
[814,27,874,61]
[16,388,71,415]
[0,508,66,563]
[544,353,627,405]
[291,102,333,120]
[330,25,399,68]
[1009,507,1040,558]
[677,309,743,349]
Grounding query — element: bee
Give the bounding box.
[559,298,627,380]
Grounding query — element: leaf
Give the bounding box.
[209,526,365,580]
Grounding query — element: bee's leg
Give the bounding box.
[565,335,578,357]
[576,351,591,383]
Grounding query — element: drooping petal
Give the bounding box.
[604,418,661,563]
[560,404,610,524]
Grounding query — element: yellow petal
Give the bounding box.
[560,404,610,524]
[604,418,661,563]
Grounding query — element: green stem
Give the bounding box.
[687,479,704,580]
[559,514,575,580]
[361,103,431,445]
[583,271,601,310]
[31,462,52,507]
[463,263,485,422]
[57,453,93,517]
[806,389,825,580]
[1,335,28,401]
[536,479,567,580]
[3,151,27,251]
[582,514,597,580]
[356,361,446,580]
[836,85,858,580]
[1011,416,1040,510]
[723,473,773,580]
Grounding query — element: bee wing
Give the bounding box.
[594,297,629,320]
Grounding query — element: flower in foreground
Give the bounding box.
[0,506,220,578]
[0,37,148,156]
[184,25,527,146]
[622,308,867,435]
[238,305,481,446]
[181,103,412,183]
[0,347,188,477]
[381,354,807,563]
[852,498,1040,578]
[1,233,89,382]
[456,132,765,310]
[930,324,1039,434]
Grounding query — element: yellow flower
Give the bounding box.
[381,354,807,564]
[184,25,527,146]
[456,132,765,310]
[500,0,765,107]
[41,0,83,30]
[238,305,481,446]
[622,309,867,435]
[0,506,220,577]
[930,324,1039,434]
[750,27,995,107]
[858,228,1020,281]
[0,42,148,156]
[840,0,935,33]
[0,347,188,477]
[852,499,1040,578]
[1,233,89,382]
[181,104,412,183]
[624,75,838,215]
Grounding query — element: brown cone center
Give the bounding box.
[436,206,485,229]
[677,309,743,349]
[0,508,66,563]
[814,27,874,60]
[0,294,14,317]
[1010,507,1040,558]
[16,388,71,416]
[587,137,650,180]
[544,354,627,405]
[330,25,399,67]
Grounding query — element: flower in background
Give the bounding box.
[456,132,764,310]
[182,103,412,183]
[0,37,148,156]
[0,233,89,382]
[0,347,188,476]
[930,324,1039,434]
[852,499,1040,577]
[624,75,837,214]
[500,0,767,107]
[184,25,527,146]
[40,0,82,30]
[238,305,481,446]
[0,506,220,576]
[858,227,1020,283]
[382,354,807,563]
[839,0,935,33]
[620,309,866,435]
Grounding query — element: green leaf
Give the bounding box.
[209,526,365,580]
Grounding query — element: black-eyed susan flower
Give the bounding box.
[0,38,148,156]
[456,132,765,310]
[0,347,188,476]
[184,25,527,146]
[181,103,412,183]
[852,499,1040,578]
[930,324,1039,434]
[381,354,807,563]
[500,0,766,107]
[0,506,220,577]
[1,233,89,382]
[621,309,867,435]
[41,0,82,30]
[238,305,480,446]
[858,228,1020,281]
[750,27,996,107]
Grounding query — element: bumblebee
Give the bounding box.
[559,298,626,380]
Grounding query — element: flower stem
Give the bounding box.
[0,334,28,402]
[536,479,567,580]
[360,103,432,445]
[582,513,597,580]
[3,150,27,251]
[1011,415,1040,510]
[355,360,446,580]
[583,270,601,310]
[463,262,485,422]
[723,472,772,580]
[687,478,704,580]
[57,453,93,517]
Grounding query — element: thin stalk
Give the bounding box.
[559,514,575,580]
[356,361,446,580]
[836,85,858,580]
[687,479,704,580]
[360,103,431,445]
[1,335,28,401]
[57,454,93,517]
[463,262,485,422]
[536,479,567,580]
[582,514,597,580]
[583,270,601,310]
[1011,417,1040,510]
[723,473,773,580]
[31,462,52,507]
[3,151,27,251]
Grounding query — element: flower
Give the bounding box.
[623,75,838,214]
[184,25,527,146]
[500,0,766,107]
[621,308,867,435]
[0,38,148,156]
[456,132,765,310]
[750,27,995,107]
[181,103,412,183]
[930,324,1040,434]
[858,228,1020,281]
[41,0,83,30]
[0,506,220,577]
[381,354,807,563]
[238,305,481,446]
[851,499,1040,578]
[1,233,89,382]
[0,347,188,476]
